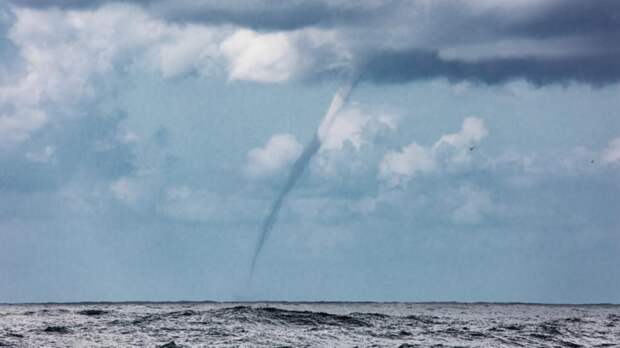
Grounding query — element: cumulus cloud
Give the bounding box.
[379,143,436,187]
[154,25,225,79]
[246,134,303,177]
[321,108,369,151]
[0,3,229,146]
[220,28,349,83]
[433,117,488,164]
[320,105,396,151]
[220,29,300,83]
[0,3,352,145]
[380,117,488,186]
[312,105,397,177]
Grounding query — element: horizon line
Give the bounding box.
[2,300,618,306]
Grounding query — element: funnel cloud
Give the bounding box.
[249,80,357,278]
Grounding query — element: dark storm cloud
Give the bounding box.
[151,0,394,31]
[7,0,154,10]
[8,0,392,30]
[503,0,620,39]
[10,0,620,35]
[360,49,620,86]
[7,0,620,85]
[8,0,103,9]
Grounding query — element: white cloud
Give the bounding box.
[379,117,488,186]
[0,4,351,146]
[601,137,620,164]
[220,28,347,83]
[220,29,300,83]
[246,133,303,176]
[321,107,370,151]
[433,116,488,164]
[379,142,436,186]
[321,106,397,151]
[0,4,227,146]
[155,24,226,79]
[314,104,398,176]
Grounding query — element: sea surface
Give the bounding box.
[0,302,618,347]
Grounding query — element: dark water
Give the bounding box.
[0,302,618,347]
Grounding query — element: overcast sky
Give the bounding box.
[1,0,619,303]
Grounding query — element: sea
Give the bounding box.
[0,302,618,347]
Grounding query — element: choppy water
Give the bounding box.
[0,302,618,347]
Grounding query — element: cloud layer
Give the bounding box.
[7,0,620,86]
[2,0,619,144]
[246,134,303,176]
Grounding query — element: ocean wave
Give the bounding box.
[0,303,618,347]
